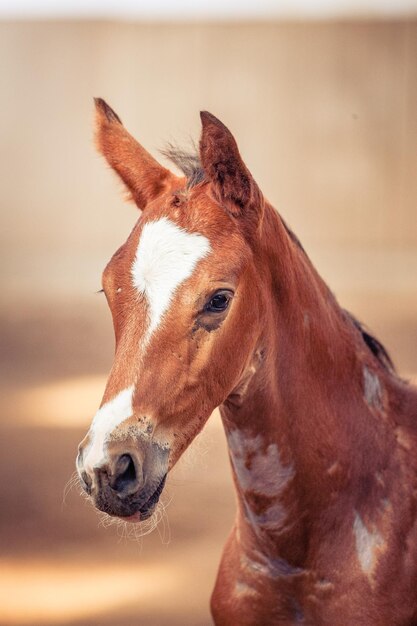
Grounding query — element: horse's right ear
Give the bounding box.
[199,111,263,233]
[94,98,173,211]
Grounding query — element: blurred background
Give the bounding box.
[0,1,416,624]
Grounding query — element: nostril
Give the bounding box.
[111,454,139,496]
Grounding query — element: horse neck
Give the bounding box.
[220,203,394,563]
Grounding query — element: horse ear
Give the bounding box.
[94,98,173,210]
[199,111,263,229]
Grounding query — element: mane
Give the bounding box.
[280,218,395,373]
[160,144,206,189]
[343,310,395,373]
[163,147,395,374]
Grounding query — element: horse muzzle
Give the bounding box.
[76,439,169,521]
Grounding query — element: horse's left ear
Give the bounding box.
[199,111,264,231]
[94,98,174,211]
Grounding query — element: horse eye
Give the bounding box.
[205,291,232,313]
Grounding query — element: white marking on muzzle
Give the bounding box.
[131,217,211,343]
[83,386,134,473]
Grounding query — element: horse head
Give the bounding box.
[76,100,266,521]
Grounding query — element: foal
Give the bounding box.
[77,99,417,625]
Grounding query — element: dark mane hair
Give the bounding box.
[344,310,395,373]
[163,146,395,374]
[281,218,395,373]
[161,144,205,189]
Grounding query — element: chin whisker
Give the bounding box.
[92,487,173,545]
[62,470,82,509]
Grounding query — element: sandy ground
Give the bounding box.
[0,291,416,626]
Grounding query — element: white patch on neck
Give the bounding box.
[227,431,294,497]
[226,430,295,532]
[234,580,258,597]
[240,551,303,579]
[353,512,383,577]
[363,365,383,412]
[83,386,134,472]
[131,217,211,343]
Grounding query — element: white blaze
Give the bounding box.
[83,386,134,472]
[131,217,211,343]
[83,218,210,472]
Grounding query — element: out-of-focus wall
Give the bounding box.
[1,20,416,626]
[1,20,416,301]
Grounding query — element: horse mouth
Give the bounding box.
[123,474,167,522]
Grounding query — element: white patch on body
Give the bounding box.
[226,430,294,532]
[227,431,294,497]
[353,512,383,577]
[131,217,211,343]
[240,551,303,579]
[395,426,412,451]
[327,461,340,476]
[83,386,134,472]
[234,580,258,597]
[363,365,383,411]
